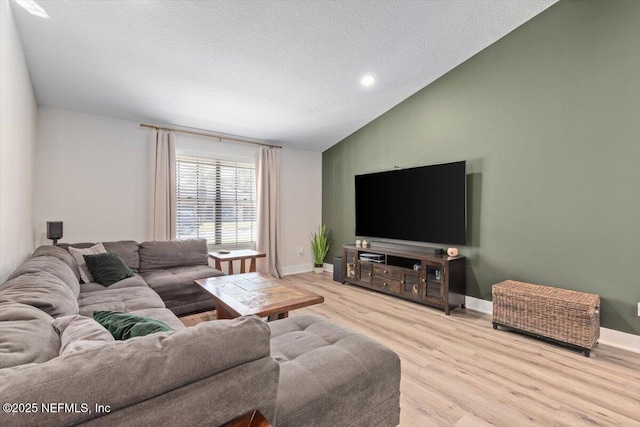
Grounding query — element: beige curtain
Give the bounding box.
[147,129,176,241]
[256,146,282,278]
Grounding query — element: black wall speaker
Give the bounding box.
[46,221,63,243]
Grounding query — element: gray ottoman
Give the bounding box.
[269,315,401,427]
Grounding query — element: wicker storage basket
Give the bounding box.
[492,280,600,356]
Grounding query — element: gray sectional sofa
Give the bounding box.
[57,239,223,316]
[0,240,401,426]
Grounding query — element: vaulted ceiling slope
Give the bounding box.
[11,0,556,151]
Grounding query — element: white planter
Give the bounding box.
[313,266,324,273]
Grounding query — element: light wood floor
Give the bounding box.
[181,272,640,427]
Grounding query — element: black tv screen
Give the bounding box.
[355,161,466,245]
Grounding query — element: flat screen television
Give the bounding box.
[355,161,466,245]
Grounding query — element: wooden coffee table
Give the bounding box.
[222,410,272,427]
[195,272,324,321]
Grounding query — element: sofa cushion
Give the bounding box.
[56,242,94,250]
[84,251,134,286]
[139,239,208,273]
[58,241,140,273]
[80,274,149,293]
[93,310,173,340]
[162,298,216,317]
[7,255,79,297]
[0,272,79,318]
[141,265,223,294]
[52,315,115,356]
[129,308,187,331]
[0,316,274,426]
[32,245,80,281]
[0,303,61,369]
[77,286,165,317]
[141,265,222,316]
[69,243,107,283]
[269,315,401,427]
[103,240,140,272]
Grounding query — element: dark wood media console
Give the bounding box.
[341,243,466,315]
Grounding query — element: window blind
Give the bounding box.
[176,156,256,249]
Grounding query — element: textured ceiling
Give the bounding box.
[10,0,556,151]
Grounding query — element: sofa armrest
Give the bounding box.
[0,316,278,427]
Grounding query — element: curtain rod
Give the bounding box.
[140,123,282,149]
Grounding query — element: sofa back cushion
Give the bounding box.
[0,303,61,369]
[139,239,208,273]
[32,245,80,282]
[104,241,140,272]
[0,272,79,318]
[0,315,273,426]
[7,256,79,298]
[58,241,140,273]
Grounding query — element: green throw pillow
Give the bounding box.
[83,251,133,286]
[93,311,173,340]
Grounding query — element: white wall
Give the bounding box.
[280,148,322,274]
[177,132,257,163]
[35,107,322,272]
[0,0,37,282]
[35,107,148,244]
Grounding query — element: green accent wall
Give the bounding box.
[322,0,640,334]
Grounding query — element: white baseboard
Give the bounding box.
[599,328,640,353]
[281,263,334,276]
[464,295,493,314]
[281,263,313,276]
[464,296,640,354]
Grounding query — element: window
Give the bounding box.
[176,156,256,249]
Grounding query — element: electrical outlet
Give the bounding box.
[637,302,640,317]
[298,247,304,256]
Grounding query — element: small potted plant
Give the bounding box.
[310,224,331,273]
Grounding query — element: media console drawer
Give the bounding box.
[372,276,401,293]
[372,264,403,280]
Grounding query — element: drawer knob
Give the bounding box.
[383,282,388,287]
[384,270,388,274]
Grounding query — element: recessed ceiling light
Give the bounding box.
[15,0,50,19]
[360,75,375,87]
